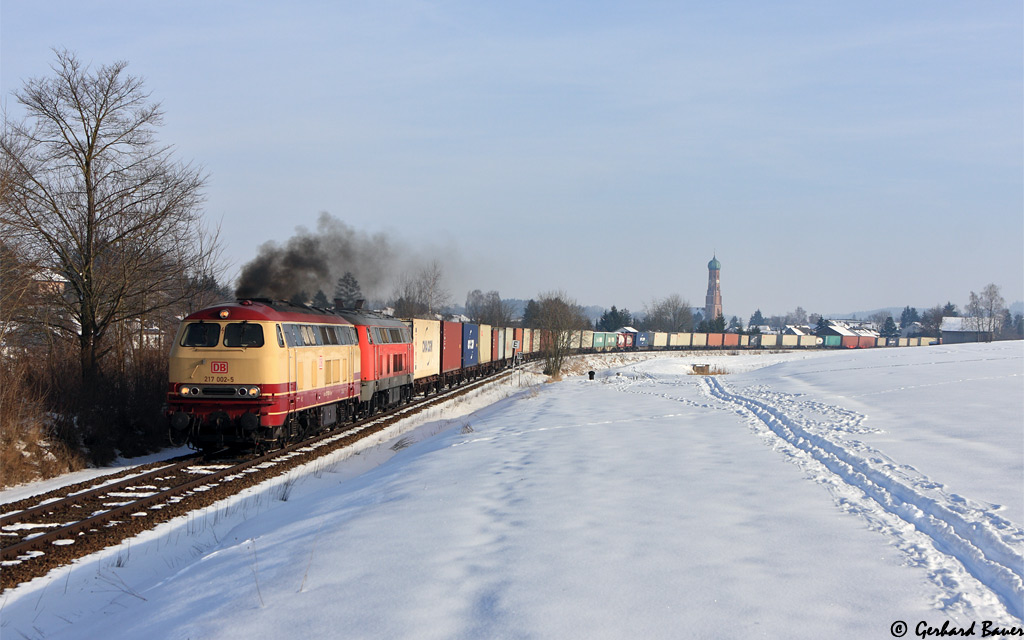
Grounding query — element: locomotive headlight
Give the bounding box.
[179,385,200,396]
[237,386,260,397]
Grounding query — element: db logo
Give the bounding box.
[211,361,229,374]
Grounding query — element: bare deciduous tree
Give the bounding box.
[965,283,1006,341]
[868,311,891,329]
[418,261,451,317]
[787,306,808,326]
[764,306,809,331]
[641,294,693,332]
[919,305,945,337]
[0,128,40,348]
[465,289,514,326]
[1,49,222,385]
[534,290,590,378]
[390,261,452,318]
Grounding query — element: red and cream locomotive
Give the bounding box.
[167,299,413,451]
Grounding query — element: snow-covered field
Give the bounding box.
[2,343,1021,639]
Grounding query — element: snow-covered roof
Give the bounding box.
[824,322,858,337]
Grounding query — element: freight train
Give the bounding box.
[166,298,935,452]
[166,299,539,451]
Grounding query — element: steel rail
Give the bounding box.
[0,458,201,529]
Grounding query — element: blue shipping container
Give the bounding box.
[462,323,479,368]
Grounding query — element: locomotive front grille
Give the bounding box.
[201,387,239,396]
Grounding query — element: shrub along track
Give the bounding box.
[0,371,512,592]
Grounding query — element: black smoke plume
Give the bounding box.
[235,213,399,303]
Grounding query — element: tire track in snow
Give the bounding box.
[700,376,1024,622]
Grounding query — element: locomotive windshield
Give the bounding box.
[181,322,220,347]
[224,322,265,348]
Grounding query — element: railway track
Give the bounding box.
[0,370,513,592]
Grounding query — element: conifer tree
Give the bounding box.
[881,316,900,338]
[334,272,363,308]
[597,306,633,331]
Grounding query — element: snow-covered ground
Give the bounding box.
[2,343,1021,639]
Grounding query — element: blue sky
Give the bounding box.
[3,1,1021,320]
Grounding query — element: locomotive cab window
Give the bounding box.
[181,322,220,347]
[224,322,265,348]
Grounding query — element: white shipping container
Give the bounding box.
[479,324,492,363]
[407,318,441,381]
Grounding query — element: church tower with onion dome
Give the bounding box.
[705,255,723,322]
